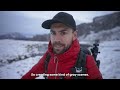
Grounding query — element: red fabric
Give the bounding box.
[21,39,102,79]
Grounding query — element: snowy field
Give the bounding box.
[98,40,120,79]
[0,39,120,79]
[0,39,48,67]
[0,56,43,79]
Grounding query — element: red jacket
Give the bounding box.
[21,39,102,79]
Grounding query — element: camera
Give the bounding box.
[93,43,99,47]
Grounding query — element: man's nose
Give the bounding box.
[54,34,61,42]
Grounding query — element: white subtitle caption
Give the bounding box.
[31,73,89,77]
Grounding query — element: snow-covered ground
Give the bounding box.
[0,56,44,79]
[0,39,48,66]
[98,40,120,79]
[0,39,120,79]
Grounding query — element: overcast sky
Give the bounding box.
[0,11,118,36]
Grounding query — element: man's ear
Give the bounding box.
[73,31,77,41]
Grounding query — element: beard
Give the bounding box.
[52,41,71,54]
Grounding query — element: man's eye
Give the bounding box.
[61,32,67,35]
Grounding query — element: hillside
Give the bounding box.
[77,12,120,39]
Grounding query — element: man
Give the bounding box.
[21,12,103,79]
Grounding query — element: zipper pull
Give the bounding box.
[54,56,57,63]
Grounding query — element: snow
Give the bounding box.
[0,39,48,66]
[0,39,120,79]
[0,56,44,79]
[98,40,120,79]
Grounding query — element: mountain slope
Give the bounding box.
[77,12,120,37]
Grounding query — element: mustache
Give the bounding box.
[53,41,65,47]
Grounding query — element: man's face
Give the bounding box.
[50,23,77,54]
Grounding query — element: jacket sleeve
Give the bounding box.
[86,55,103,79]
[21,51,48,79]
